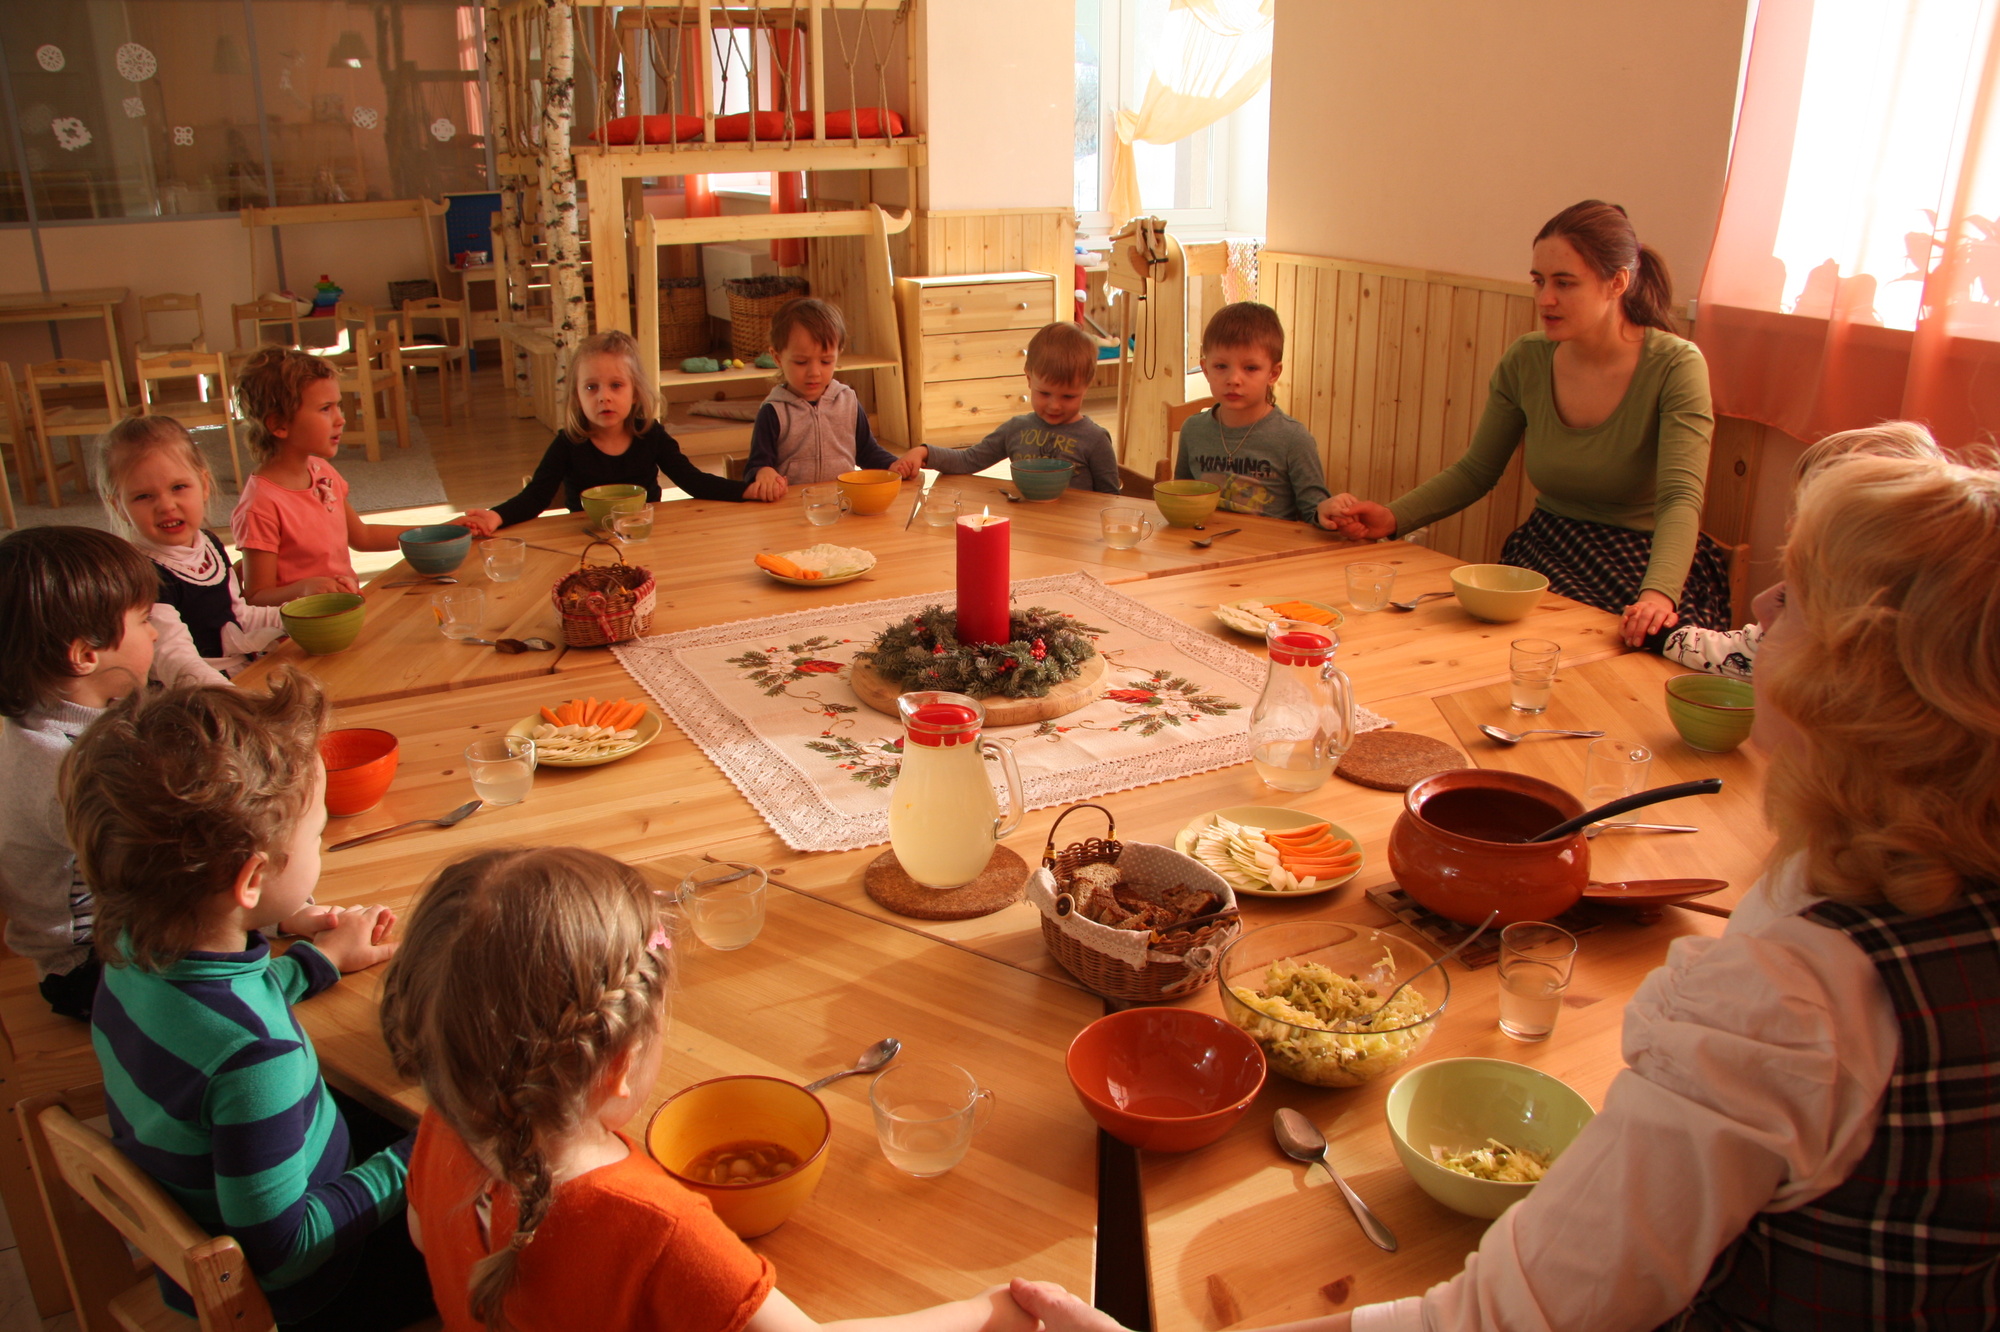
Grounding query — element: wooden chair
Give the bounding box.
[228,298,304,373]
[137,351,243,489]
[0,364,33,521]
[1129,395,1216,498]
[398,297,473,426]
[25,360,123,506]
[137,293,209,355]
[328,303,409,462]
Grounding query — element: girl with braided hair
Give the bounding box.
[384,847,1040,1332]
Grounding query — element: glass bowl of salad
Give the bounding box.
[1218,921,1448,1087]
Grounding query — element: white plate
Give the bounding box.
[1173,805,1364,897]
[507,708,663,768]
[758,544,878,587]
[1213,598,1347,637]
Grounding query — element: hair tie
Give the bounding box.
[647,926,671,954]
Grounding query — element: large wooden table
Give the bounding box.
[0,288,129,397]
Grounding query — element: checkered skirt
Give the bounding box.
[1668,884,2000,1331]
[1500,509,1734,631]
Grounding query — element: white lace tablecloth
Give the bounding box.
[612,573,1389,851]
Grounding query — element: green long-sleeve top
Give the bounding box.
[1385,329,1714,604]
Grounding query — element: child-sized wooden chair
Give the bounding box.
[137,293,209,355]
[398,296,473,425]
[137,351,244,489]
[25,360,123,506]
[0,364,32,523]
[21,1087,442,1332]
[328,303,409,462]
[228,298,305,375]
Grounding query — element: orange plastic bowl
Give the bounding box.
[646,1075,832,1237]
[1066,1007,1266,1152]
[321,728,399,817]
[837,469,902,515]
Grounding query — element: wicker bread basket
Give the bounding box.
[1030,804,1241,1002]
[725,275,809,360]
[550,540,657,647]
[659,278,709,360]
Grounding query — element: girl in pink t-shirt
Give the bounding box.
[231,348,479,605]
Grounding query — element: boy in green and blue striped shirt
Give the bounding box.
[64,673,434,1329]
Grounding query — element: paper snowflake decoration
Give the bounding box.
[172,126,193,147]
[51,117,91,152]
[122,97,145,119]
[430,117,455,142]
[35,45,64,73]
[115,43,157,82]
[352,106,379,130]
[279,67,293,92]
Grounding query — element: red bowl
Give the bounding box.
[1066,1007,1266,1152]
[321,729,399,817]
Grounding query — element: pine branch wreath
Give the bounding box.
[853,605,1102,699]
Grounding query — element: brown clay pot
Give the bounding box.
[1387,769,1590,925]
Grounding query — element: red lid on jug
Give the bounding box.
[1269,629,1333,667]
[904,701,982,747]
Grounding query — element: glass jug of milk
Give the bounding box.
[887,692,1024,888]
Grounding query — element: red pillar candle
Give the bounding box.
[955,509,1011,646]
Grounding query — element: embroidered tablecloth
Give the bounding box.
[612,573,1388,851]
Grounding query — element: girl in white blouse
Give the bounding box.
[1013,448,2000,1330]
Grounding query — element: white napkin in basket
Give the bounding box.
[1026,841,1237,970]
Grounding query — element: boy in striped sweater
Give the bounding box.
[64,672,435,1330]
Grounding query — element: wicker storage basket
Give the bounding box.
[659,278,709,360]
[550,540,657,647]
[1031,804,1241,1002]
[725,275,808,360]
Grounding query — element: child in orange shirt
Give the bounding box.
[383,846,1039,1332]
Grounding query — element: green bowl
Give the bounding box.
[1664,673,1756,752]
[397,524,472,575]
[581,483,647,531]
[1153,479,1221,528]
[1449,564,1550,622]
[280,593,366,656]
[1385,1057,1596,1219]
[1010,457,1075,502]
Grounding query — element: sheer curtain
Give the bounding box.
[1105,0,1272,225]
[1698,0,2000,448]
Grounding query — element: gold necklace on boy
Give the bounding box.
[1217,409,1271,467]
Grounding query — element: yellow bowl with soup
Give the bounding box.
[837,469,902,515]
[646,1075,831,1237]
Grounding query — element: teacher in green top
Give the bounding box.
[1321,200,1730,647]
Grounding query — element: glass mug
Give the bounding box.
[1100,505,1154,549]
[1346,562,1396,612]
[676,861,768,951]
[920,491,963,529]
[869,1061,995,1178]
[612,505,655,543]
[802,485,850,526]
[433,588,486,641]
[464,734,535,807]
[480,537,526,582]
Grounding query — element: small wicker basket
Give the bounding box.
[1033,804,1241,1002]
[659,278,709,360]
[550,540,657,648]
[725,275,809,360]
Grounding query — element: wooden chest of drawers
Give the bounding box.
[897,272,1061,446]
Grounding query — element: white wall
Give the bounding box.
[918,0,1075,211]
[1266,0,1748,291]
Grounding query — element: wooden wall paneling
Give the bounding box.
[1326,269,1361,494]
[1270,260,1299,416]
[1703,414,1764,545]
[1349,273,1383,503]
[1368,277,1406,505]
[1306,265,1339,483]
[1414,283,1455,499]
[1429,286,1485,559]
[1503,294,1542,543]
[1388,280,1426,500]
[1286,265,1316,439]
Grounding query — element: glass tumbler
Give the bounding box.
[1584,738,1653,827]
[1497,922,1578,1042]
[1509,638,1561,713]
[464,734,535,807]
[1346,562,1396,612]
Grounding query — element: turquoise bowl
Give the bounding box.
[397,524,473,575]
[1385,1057,1596,1219]
[1664,673,1756,752]
[1011,457,1075,502]
[280,593,366,656]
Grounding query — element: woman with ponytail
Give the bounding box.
[1323,201,1729,645]
[384,846,1040,1332]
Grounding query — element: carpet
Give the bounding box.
[6,415,449,533]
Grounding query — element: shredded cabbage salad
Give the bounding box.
[1431,1138,1551,1182]
[1227,954,1434,1087]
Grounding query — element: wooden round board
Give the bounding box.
[848,651,1106,726]
[1336,729,1468,791]
[863,845,1029,920]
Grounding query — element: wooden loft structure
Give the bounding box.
[1106,219,1239,478]
[489,1,923,438]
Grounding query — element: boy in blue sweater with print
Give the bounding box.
[65,672,434,1330]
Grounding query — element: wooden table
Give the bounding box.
[0,288,129,397]
[300,854,1102,1314]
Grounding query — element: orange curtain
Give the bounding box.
[1697,0,2000,449]
[769,26,807,268]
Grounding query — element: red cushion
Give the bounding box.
[591,114,706,146]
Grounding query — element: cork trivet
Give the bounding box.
[863,845,1029,920]
[1336,730,1468,791]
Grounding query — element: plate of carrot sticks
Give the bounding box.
[753,544,877,586]
[1213,598,1347,637]
[1172,806,1365,896]
[507,696,662,767]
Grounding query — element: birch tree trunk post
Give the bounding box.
[484,1,532,414]
[540,0,587,403]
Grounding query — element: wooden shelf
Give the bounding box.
[655,352,895,391]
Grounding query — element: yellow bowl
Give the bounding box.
[645,1076,831,1237]
[1449,564,1550,622]
[1153,480,1221,528]
[1385,1057,1595,1218]
[838,469,902,515]
[581,484,646,531]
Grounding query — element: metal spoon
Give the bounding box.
[1586,822,1699,839]
[1336,909,1497,1032]
[1385,590,1453,612]
[801,1037,901,1093]
[1528,778,1724,843]
[1190,528,1241,549]
[328,799,483,851]
[457,636,557,651]
[1479,723,1607,745]
[381,575,459,587]
[1272,1109,1398,1252]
